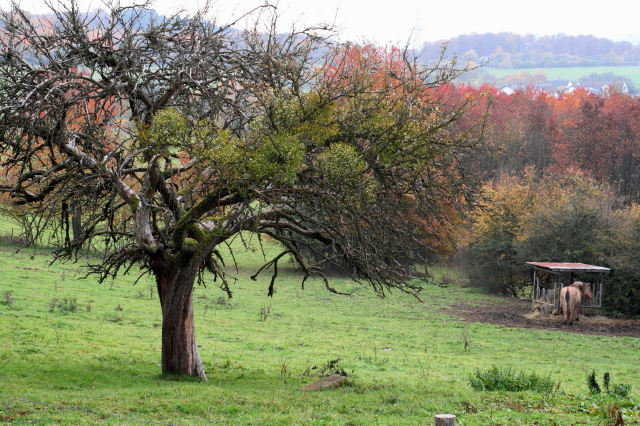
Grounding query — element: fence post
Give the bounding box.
[435,414,456,426]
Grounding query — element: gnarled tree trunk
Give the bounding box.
[154,255,208,381]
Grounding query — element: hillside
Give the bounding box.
[419,32,640,69]
[1,215,639,425]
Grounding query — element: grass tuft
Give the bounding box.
[469,365,556,393]
[49,297,78,314]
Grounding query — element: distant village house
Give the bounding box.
[498,80,629,97]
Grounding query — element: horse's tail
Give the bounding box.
[565,288,571,323]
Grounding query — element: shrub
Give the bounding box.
[49,297,78,314]
[588,371,631,397]
[469,365,555,392]
[610,383,632,398]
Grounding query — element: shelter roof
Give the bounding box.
[526,262,610,272]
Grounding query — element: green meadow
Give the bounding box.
[0,218,639,425]
[482,66,640,89]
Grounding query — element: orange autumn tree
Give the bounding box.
[469,86,640,201]
[550,90,640,198]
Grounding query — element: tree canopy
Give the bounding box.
[0,0,485,380]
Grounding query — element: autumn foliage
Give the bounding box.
[455,86,640,313]
[461,87,640,201]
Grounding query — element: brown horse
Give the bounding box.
[560,281,593,325]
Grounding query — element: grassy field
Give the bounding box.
[481,66,640,89]
[0,217,639,425]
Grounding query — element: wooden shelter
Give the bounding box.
[527,262,610,316]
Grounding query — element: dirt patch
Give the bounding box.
[444,296,640,338]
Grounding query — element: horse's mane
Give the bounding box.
[571,281,585,289]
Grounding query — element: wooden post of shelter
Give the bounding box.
[435,414,456,426]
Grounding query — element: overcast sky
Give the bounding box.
[3,0,640,45]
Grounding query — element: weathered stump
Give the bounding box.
[435,414,456,426]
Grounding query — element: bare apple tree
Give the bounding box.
[0,0,483,380]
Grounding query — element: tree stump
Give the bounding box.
[435,414,456,426]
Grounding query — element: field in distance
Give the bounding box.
[481,66,640,89]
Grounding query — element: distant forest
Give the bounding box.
[420,33,640,68]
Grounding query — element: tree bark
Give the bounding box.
[154,256,208,381]
[71,203,83,247]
